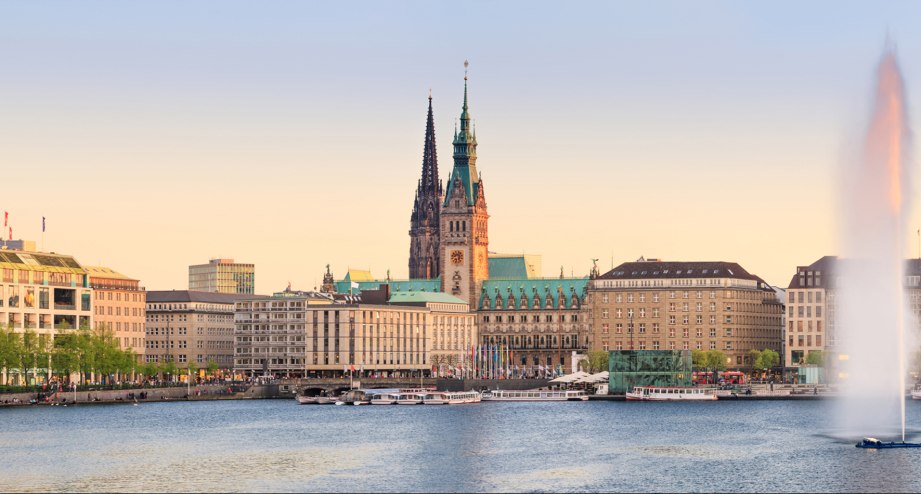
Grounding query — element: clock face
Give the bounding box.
[451,250,464,264]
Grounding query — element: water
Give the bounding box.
[3,400,921,492]
[838,45,913,440]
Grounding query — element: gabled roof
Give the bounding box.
[480,278,589,310]
[488,256,529,279]
[344,269,374,283]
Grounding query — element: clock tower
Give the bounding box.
[441,61,489,308]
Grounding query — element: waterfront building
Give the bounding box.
[408,93,443,280]
[234,286,473,378]
[589,259,783,368]
[440,63,490,308]
[85,265,146,360]
[0,248,94,384]
[145,290,265,372]
[188,258,255,295]
[477,277,590,373]
[785,256,921,369]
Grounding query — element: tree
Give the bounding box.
[760,349,780,369]
[691,349,707,370]
[139,362,159,380]
[163,360,178,382]
[188,360,199,383]
[206,358,219,378]
[805,350,825,366]
[582,350,609,373]
[749,349,763,372]
[705,350,727,372]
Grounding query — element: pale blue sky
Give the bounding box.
[1,1,920,291]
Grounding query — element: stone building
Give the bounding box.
[145,290,265,371]
[440,63,490,308]
[408,93,443,280]
[477,277,590,374]
[233,288,473,378]
[85,265,146,361]
[589,260,783,368]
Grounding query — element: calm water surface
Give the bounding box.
[2,399,921,492]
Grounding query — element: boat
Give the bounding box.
[856,437,921,449]
[337,389,371,406]
[370,393,399,405]
[396,392,424,405]
[422,392,449,405]
[445,391,481,404]
[626,386,718,401]
[911,385,921,400]
[295,387,330,405]
[480,389,588,402]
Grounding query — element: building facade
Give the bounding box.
[145,291,263,371]
[785,256,921,369]
[0,249,94,384]
[408,93,443,280]
[440,64,489,308]
[589,260,783,368]
[477,278,590,374]
[233,290,473,378]
[188,258,255,294]
[86,266,146,361]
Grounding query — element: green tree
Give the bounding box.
[139,362,159,380]
[206,358,219,378]
[0,325,22,385]
[749,349,764,372]
[760,349,780,369]
[187,361,199,383]
[705,350,727,372]
[163,360,178,382]
[805,350,825,366]
[691,349,707,370]
[582,350,609,373]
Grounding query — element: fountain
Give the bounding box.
[838,44,917,445]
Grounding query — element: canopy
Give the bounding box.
[549,371,590,383]
[574,371,609,384]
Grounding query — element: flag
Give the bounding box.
[42,217,45,233]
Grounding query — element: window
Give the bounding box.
[602,309,609,319]
[602,294,609,304]
[668,315,676,325]
[615,323,623,334]
[652,323,660,333]
[602,323,609,334]
[710,328,716,337]
[638,323,646,334]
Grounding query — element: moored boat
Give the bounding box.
[445,391,481,404]
[422,392,449,405]
[911,386,921,400]
[396,392,424,405]
[370,393,399,405]
[626,386,717,401]
[481,389,588,402]
[296,387,337,405]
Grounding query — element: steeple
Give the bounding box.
[419,90,441,196]
[408,92,443,279]
[446,60,479,207]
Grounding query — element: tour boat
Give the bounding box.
[396,392,424,405]
[336,389,371,406]
[480,389,588,402]
[445,391,481,404]
[370,393,399,405]
[626,386,718,401]
[422,392,450,405]
[296,387,336,405]
[856,437,921,449]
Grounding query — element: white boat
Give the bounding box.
[370,393,398,405]
[296,387,337,405]
[396,392,424,405]
[422,392,449,405]
[481,389,588,402]
[626,386,718,401]
[911,386,921,400]
[445,391,481,404]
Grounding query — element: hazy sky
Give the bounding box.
[2,1,921,292]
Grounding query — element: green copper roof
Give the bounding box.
[388,291,467,305]
[487,257,529,279]
[479,278,589,310]
[334,278,441,294]
[444,67,480,207]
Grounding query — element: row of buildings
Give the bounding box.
[4,64,916,383]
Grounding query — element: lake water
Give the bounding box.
[2,398,921,492]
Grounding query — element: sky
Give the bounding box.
[2,1,921,292]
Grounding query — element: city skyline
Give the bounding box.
[4,2,921,292]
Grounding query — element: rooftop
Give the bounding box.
[147,290,268,304]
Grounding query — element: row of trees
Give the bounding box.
[0,325,220,386]
[0,325,137,385]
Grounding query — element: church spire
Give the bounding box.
[420,89,440,195]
